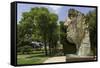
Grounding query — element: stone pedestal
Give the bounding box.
[66,54,96,62]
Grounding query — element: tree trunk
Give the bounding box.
[43,34,48,56]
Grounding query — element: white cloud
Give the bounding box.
[48,5,63,14]
[35,5,63,14]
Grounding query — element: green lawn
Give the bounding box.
[17,51,49,65]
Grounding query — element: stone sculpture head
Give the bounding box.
[64,8,91,56]
[64,9,87,50]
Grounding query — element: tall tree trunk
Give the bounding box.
[43,34,48,56]
[48,39,51,56]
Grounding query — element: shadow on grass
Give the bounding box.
[26,53,47,58]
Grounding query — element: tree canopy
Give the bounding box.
[17,7,59,56]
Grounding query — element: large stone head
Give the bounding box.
[64,8,86,45]
[64,8,85,27]
[64,9,91,56]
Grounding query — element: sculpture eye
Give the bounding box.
[68,14,71,17]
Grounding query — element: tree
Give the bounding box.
[17,7,59,56]
[86,10,97,55]
[36,10,59,56]
[47,13,59,56]
[17,11,36,53]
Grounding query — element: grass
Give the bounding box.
[17,51,49,65]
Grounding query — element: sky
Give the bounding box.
[17,3,95,23]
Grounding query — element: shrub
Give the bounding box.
[17,45,33,54]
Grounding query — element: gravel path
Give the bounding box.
[43,56,66,63]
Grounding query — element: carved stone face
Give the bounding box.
[64,9,79,27]
[64,9,91,56]
[64,9,86,45]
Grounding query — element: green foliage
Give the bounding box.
[59,21,66,44]
[86,10,97,55]
[59,21,76,54]
[86,10,96,31]
[23,46,33,54]
[17,7,59,56]
[17,45,33,54]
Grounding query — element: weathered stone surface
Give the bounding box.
[64,9,91,56]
